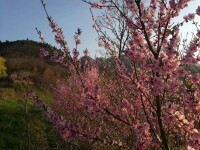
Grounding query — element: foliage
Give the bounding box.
[0,86,70,149]
[0,57,7,78]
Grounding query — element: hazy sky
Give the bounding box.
[0,0,199,57]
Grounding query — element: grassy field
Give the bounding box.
[0,86,70,150]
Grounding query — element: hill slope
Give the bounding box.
[0,40,72,149]
[0,40,68,87]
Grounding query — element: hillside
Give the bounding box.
[0,40,69,88]
[0,40,72,149]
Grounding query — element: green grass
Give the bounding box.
[0,86,71,150]
[0,99,25,149]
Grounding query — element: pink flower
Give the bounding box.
[64,45,69,52]
[197,55,200,61]
[133,120,139,128]
[196,30,200,37]
[98,38,104,47]
[187,145,195,150]
[9,73,17,81]
[196,6,200,16]
[40,48,49,57]
[72,48,79,60]
[91,2,98,8]
[191,74,200,83]
[83,48,89,56]
[76,39,81,45]
[40,34,45,42]
[188,13,195,20]
[74,35,78,40]
[169,0,176,8]
[26,91,37,99]
[91,2,104,9]
[184,13,195,22]
[105,42,112,49]
[49,22,58,32]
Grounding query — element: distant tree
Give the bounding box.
[0,57,7,78]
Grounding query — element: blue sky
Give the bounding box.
[0,0,100,56]
[0,0,199,57]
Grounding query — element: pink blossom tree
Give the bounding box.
[28,0,200,149]
[83,0,131,57]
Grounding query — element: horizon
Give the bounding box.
[0,0,200,57]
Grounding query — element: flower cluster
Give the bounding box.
[33,0,200,149]
[40,48,49,57]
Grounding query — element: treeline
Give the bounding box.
[0,40,68,88]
